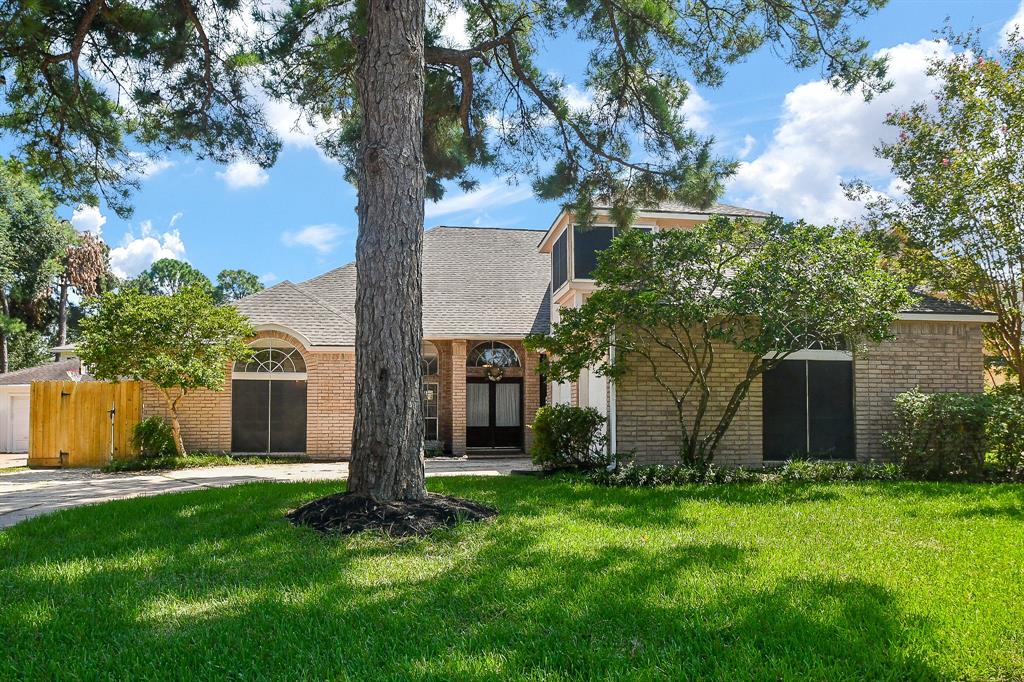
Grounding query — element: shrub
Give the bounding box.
[588,459,902,487]
[530,405,608,471]
[131,416,178,458]
[987,385,1024,478]
[886,389,991,481]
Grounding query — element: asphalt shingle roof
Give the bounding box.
[596,200,772,218]
[0,358,87,385]
[242,226,551,346]
[234,281,357,346]
[903,291,989,316]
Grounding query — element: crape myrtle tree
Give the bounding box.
[1,0,888,501]
[528,218,911,465]
[850,33,1024,390]
[78,285,254,454]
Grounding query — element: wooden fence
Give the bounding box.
[28,381,141,467]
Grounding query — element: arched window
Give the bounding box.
[422,341,439,376]
[467,341,520,368]
[233,338,306,375]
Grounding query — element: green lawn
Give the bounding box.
[2,478,1023,680]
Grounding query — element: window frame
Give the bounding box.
[467,341,521,368]
[570,224,655,282]
[232,338,308,380]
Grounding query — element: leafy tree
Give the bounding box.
[78,285,254,454]
[527,218,911,465]
[0,164,70,372]
[214,268,264,303]
[56,228,110,345]
[1,0,888,501]
[852,33,1024,391]
[130,258,213,296]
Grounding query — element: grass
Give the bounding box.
[2,477,1023,680]
[101,452,310,472]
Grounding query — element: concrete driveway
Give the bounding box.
[0,457,534,529]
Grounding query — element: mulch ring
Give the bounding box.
[287,492,498,537]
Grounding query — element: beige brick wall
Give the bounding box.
[615,320,986,466]
[141,379,233,453]
[142,329,355,460]
[855,320,986,459]
[614,341,763,467]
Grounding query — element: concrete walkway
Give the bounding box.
[0,457,534,529]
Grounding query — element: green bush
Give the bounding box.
[530,405,608,471]
[588,459,902,487]
[987,385,1024,478]
[131,416,178,458]
[886,389,991,481]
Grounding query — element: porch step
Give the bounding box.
[464,449,529,459]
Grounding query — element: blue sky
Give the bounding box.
[53,0,1024,286]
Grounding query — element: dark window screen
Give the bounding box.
[269,380,307,452]
[573,226,614,280]
[762,360,808,460]
[552,231,568,290]
[808,361,855,459]
[232,380,270,452]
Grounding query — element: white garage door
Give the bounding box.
[10,395,29,453]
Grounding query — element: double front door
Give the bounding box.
[466,378,523,449]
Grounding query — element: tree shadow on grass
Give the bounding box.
[0,477,948,680]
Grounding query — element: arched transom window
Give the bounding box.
[467,341,520,368]
[233,338,307,376]
[422,341,439,376]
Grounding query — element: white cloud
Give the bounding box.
[426,178,533,219]
[282,224,346,254]
[563,83,594,112]
[1000,1,1024,48]
[109,220,187,278]
[70,205,107,235]
[128,152,174,179]
[737,134,756,160]
[217,159,270,189]
[680,83,712,133]
[440,6,470,48]
[260,272,279,285]
[729,39,953,224]
[169,211,184,227]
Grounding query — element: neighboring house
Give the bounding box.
[0,357,88,453]
[146,203,994,464]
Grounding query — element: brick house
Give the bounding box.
[148,202,994,464]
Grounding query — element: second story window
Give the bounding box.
[552,230,568,291]
[572,225,653,280]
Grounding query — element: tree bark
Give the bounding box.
[160,388,186,455]
[347,0,427,501]
[58,280,69,346]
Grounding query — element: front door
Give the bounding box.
[231,379,307,453]
[466,378,522,449]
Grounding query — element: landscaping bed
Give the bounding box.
[102,453,310,472]
[1,476,1022,679]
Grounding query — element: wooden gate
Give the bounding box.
[28,381,141,467]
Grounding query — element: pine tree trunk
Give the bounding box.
[58,280,69,346]
[347,0,427,501]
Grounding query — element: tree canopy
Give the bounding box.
[78,285,254,452]
[853,33,1024,389]
[1,0,889,219]
[214,268,264,303]
[528,217,911,464]
[130,258,213,296]
[0,163,72,371]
